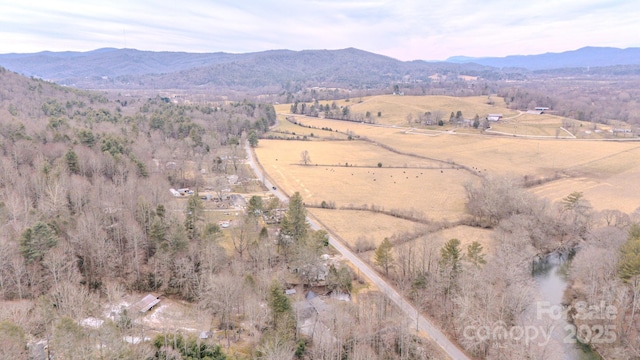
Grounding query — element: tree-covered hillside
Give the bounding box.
[0,67,279,357]
[0,48,496,91]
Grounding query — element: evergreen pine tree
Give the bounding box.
[375,238,394,276]
[467,241,486,268]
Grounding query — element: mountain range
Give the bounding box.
[0,47,490,90]
[0,46,638,91]
[446,46,640,70]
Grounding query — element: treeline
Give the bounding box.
[289,99,378,124]
[497,74,640,125]
[567,222,640,357]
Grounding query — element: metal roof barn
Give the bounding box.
[131,293,161,313]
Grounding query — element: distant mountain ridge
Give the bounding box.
[0,47,490,90]
[446,46,640,70]
[0,48,240,79]
[1,46,639,91]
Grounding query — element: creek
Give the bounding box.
[532,251,600,360]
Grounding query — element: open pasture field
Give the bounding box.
[255,137,445,169]
[487,112,614,139]
[276,94,604,139]
[261,95,640,261]
[265,116,350,140]
[284,116,640,181]
[358,225,496,264]
[426,225,496,253]
[274,95,518,127]
[255,139,475,221]
[530,145,640,212]
[395,225,495,256]
[489,113,567,137]
[263,114,640,212]
[309,208,424,248]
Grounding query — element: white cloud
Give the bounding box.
[0,0,638,59]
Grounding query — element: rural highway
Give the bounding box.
[244,141,471,360]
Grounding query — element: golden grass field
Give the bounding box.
[265,116,350,140]
[308,209,495,266]
[489,113,566,137]
[357,225,496,265]
[261,95,640,257]
[255,139,474,221]
[276,116,640,186]
[274,95,520,127]
[309,208,423,248]
[427,225,495,253]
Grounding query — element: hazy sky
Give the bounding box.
[1,0,638,60]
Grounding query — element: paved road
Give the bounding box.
[244,141,471,360]
[244,142,288,203]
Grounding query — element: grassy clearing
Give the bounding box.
[530,145,640,213]
[299,117,640,174]
[259,119,640,214]
[275,95,631,139]
[309,208,424,248]
[266,115,350,140]
[490,115,563,137]
[255,137,444,169]
[357,225,495,265]
[420,225,496,254]
[275,95,518,127]
[255,139,474,221]
[310,208,496,263]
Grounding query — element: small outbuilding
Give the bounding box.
[131,293,161,313]
[487,114,503,121]
[285,288,297,295]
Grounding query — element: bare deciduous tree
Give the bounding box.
[201,273,243,349]
[300,150,311,165]
[231,216,259,259]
